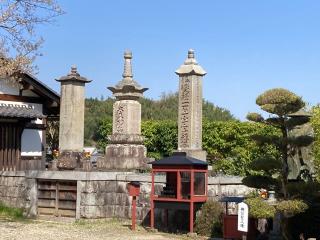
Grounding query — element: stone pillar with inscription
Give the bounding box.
[56,66,91,170]
[97,51,148,170]
[175,49,207,161]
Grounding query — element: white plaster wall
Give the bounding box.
[0,100,43,156]
[21,129,42,156]
[0,79,19,95]
[22,89,38,97]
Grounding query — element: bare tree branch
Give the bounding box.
[0,0,63,77]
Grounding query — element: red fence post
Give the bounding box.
[127,181,141,231]
[132,196,136,230]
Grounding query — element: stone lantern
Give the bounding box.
[56,66,91,170]
[97,51,148,170]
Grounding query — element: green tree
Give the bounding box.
[140,92,234,121]
[246,88,312,240]
[203,120,279,176]
[84,92,234,146]
[310,106,320,181]
[84,97,113,146]
[95,118,279,177]
[95,118,112,150]
[142,120,178,159]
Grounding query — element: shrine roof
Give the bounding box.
[149,152,208,167]
[219,196,245,203]
[0,104,45,119]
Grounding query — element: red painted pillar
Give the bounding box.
[150,200,154,228]
[205,171,208,195]
[190,170,194,233]
[150,171,155,228]
[177,171,181,200]
[190,201,194,233]
[132,196,136,230]
[191,170,194,196]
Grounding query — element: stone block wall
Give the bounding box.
[0,172,36,217]
[79,180,155,221]
[0,171,252,222]
[78,175,251,222]
[208,176,252,199]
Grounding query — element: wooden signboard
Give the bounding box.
[237,202,249,232]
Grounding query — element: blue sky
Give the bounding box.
[35,1,320,120]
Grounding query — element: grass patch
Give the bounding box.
[0,201,24,220]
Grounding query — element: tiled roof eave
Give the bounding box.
[0,105,45,119]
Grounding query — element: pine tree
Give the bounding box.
[245,88,312,240]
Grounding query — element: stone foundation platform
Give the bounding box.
[0,171,251,223]
[98,144,149,170]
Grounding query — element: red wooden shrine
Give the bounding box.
[220,196,257,240]
[149,152,208,233]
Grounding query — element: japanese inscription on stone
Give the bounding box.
[179,77,191,148]
[115,104,125,133]
[194,77,202,149]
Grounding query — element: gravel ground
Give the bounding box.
[0,218,205,240]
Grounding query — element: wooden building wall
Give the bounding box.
[0,123,22,170]
[0,122,43,171]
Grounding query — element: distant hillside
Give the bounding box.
[84,92,234,145]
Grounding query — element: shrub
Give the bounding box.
[195,200,223,237]
[245,197,276,219]
[276,200,308,217]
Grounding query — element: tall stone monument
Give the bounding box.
[97,51,148,170]
[56,66,91,170]
[175,49,207,161]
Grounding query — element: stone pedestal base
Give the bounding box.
[269,211,281,240]
[49,159,58,170]
[97,144,148,170]
[82,159,92,171]
[57,151,83,170]
[178,149,207,161]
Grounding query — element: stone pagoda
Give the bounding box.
[175,49,207,161]
[97,51,148,170]
[56,66,91,170]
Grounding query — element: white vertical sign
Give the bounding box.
[237,202,249,232]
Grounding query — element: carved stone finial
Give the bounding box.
[175,49,206,76]
[70,65,78,74]
[107,50,148,99]
[122,51,133,79]
[56,65,91,83]
[184,49,197,65]
[69,65,81,77]
[188,49,195,59]
[124,51,132,59]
